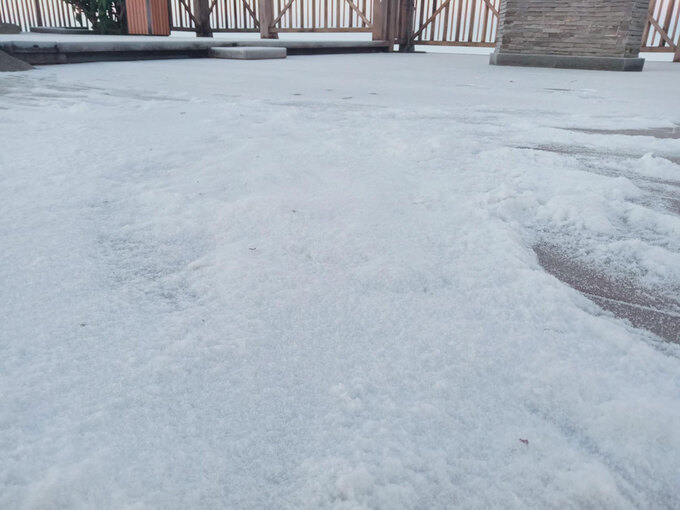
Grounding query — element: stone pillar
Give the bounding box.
[490,0,651,71]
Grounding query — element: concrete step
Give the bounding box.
[209,46,287,60]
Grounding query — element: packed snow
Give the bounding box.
[1,53,679,509]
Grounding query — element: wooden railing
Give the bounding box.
[170,0,261,32]
[642,0,680,61]
[1,0,679,61]
[168,0,373,33]
[271,0,374,32]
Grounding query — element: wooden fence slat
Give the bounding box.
[643,0,656,44]
[671,0,680,41]
[414,0,423,40]
[11,0,23,27]
[468,0,476,42]
[480,0,488,42]
[440,0,449,40]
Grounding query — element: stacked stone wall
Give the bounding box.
[496,0,650,58]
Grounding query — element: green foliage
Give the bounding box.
[64,0,127,34]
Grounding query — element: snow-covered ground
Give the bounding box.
[1,54,679,509]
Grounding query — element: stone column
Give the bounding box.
[490,0,651,71]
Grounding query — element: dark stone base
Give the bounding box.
[489,52,645,72]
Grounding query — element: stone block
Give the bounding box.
[0,50,33,72]
[490,0,650,71]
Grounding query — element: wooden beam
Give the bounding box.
[33,0,44,26]
[270,0,294,26]
[662,0,675,35]
[641,0,656,46]
[372,0,395,44]
[413,39,494,46]
[481,0,497,17]
[468,0,478,43]
[384,0,400,49]
[372,0,385,39]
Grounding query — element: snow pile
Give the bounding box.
[633,153,680,180]
[1,55,679,509]
[479,147,680,293]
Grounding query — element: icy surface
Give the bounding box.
[1,54,680,509]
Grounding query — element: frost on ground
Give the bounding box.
[1,54,679,509]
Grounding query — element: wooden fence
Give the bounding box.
[1,0,679,59]
[170,0,259,32]
[642,0,680,60]
[0,0,89,31]
[412,0,500,46]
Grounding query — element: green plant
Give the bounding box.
[66,0,127,34]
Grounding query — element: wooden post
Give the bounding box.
[372,0,398,50]
[258,0,278,39]
[372,0,384,41]
[193,0,212,37]
[674,43,680,63]
[397,0,414,51]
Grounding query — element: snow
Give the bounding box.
[1,54,680,509]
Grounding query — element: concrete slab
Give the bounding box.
[209,46,286,60]
[0,35,389,65]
